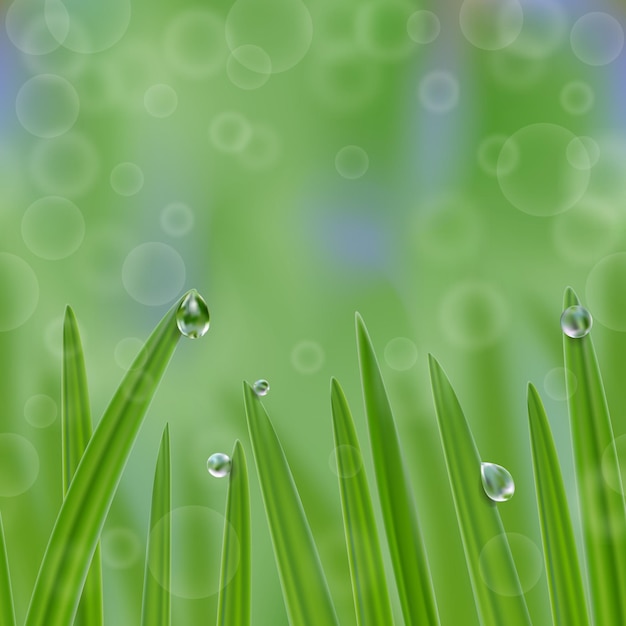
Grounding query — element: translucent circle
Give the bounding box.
[160,203,194,237]
[335,146,369,180]
[226,0,313,73]
[144,84,178,118]
[16,74,79,138]
[0,253,39,332]
[355,0,415,61]
[209,112,252,153]
[207,453,231,478]
[22,196,85,260]
[6,0,65,55]
[291,341,325,374]
[114,337,144,370]
[227,45,272,90]
[110,162,144,196]
[44,0,130,53]
[418,71,460,113]
[240,124,280,170]
[164,9,227,79]
[587,136,626,202]
[329,445,363,478]
[407,10,440,44]
[497,123,590,216]
[570,12,624,67]
[0,434,40,496]
[544,367,577,401]
[560,81,595,116]
[149,506,238,599]
[384,337,418,371]
[101,528,141,569]
[440,282,508,350]
[122,243,185,307]
[477,134,512,177]
[586,253,626,332]
[553,197,619,266]
[22,33,88,77]
[601,435,626,495]
[29,133,99,197]
[511,0,567,59]
[560,305,593,338]
[459,0,523,51]
[565,137,592,172]
[24,394,58,428]
[479,533,543,595]
[577,137,600,167]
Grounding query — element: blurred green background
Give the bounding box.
[2,0,626,623]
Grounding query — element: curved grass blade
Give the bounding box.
[25,293,188,626]
[527,384,589,626]
[563,287,626,624]
[217,440,251,626]
[428,355,532,626]
[356,314,439,625]
[62,307,103,626]
[330,378,394,626]
[0,514,15,626]
[141,424,172,626]
[243,382,339,626]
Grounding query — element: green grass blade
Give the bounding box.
[243,382,340,626]
[563,287,626,624]
[141,424,172,626]
[527,384,589,626]
[217,440,251,626]
[0,514,16,626]
[428,355,532,626]
[62,307,103,626]
[330,378,395,626]
[25,293,187,626]
[356,314,439,625]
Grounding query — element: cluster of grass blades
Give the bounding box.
[2,285,625,625]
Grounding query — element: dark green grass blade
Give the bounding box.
[243,382,339,626]
[356,314,439,625]
[25,294,187,626]
[330,378,394,626]
[428,355,532,626]
[217,440,251,626]
[0,514,16,626]
[527,384,589,626]
[141,424,172,626]
[62,307,103,626]
[563,287,626,624]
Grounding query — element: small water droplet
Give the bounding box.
[560,304,592,338]
[176,290,210,338]
[481,462,515,502]
[253,379,270,397]
[207,453,231,478]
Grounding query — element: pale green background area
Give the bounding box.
[1,0,626,624]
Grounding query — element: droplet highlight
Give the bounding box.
[560,305,592,338]
[253,379,270,397]
[176,290,211,339]
[207,453,231,478]
[481,462,515,502]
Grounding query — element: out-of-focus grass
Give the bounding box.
[0,513,15,626]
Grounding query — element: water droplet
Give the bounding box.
[560,305,592,338]
[176,291,210,338]
[481,462,515,502]
[207,453,231,478]
[253,379,270,397]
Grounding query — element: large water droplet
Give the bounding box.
[207,453,231,478]
[481,462,515,502]
[253,379,270,396]
[176,290,210,338]
[560,305,592,338]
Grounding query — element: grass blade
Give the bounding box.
[0,514,16,626]
[428,355,532,626]
[527,384,589,626]
[356,314,439,625]
[217,440,251,626]
[563,287,626,624]
[25,293,187,626]
[62,307,103,626]
[243,382,340,626]
[141,424,172,626]
[330,378,394,626]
